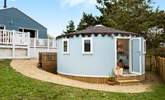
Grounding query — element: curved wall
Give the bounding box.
[57,35,115,77]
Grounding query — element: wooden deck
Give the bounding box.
[116,74,145,85]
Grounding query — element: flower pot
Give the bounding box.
[107,81,117,85]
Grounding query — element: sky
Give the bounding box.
[0,0,165,37]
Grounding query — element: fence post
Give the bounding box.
[158,57,160,75]
[0,30,1,43]
[163,58,164,80]
[164,58,165,82]
[149,55,152,71]
[33,38,37,58]
[12,30,15,58]
[27,32,30,58]
[2,29,4,44]
[54,39,56,48]
[47,38,50,52]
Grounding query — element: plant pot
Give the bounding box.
[107,81,117,85]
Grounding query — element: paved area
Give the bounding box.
[11,59,152,93]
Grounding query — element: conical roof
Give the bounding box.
[56,25,137,39]
[71,25,136,35]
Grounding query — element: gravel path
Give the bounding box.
[11,59,151,93]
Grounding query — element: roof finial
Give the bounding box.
[3,0,7,8]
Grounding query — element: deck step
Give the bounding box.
[117,79,140,85]
[116,74,145,80]
[115,74,143,85]
[116,76,137,80]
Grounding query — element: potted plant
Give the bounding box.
[107,69,117,85]
[107,76,117,85]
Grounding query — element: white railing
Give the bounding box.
[0,30,13,44]
[0,29,56,59]
[49,39,56,48]
[30,38,56,48]
[14,31,30,45]
[0,29,56,48]
[0,29,30,46]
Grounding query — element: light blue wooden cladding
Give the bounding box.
[57,35,116,77]
[57,35,146,77]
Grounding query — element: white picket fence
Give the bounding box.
[0,29,56,59]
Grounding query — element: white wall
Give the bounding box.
[0,46,56,59]
[0,48,28,59]
[0,48,12,57]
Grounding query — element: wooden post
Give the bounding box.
[47,38,50,52]
[27,32,30,58]
[158,57,160,75]
[54,39,56,48]
[34,38,37,58]
[2,29,4,44]
[163,58,165,81]
[164,59,165,82]
[12,30,15,58]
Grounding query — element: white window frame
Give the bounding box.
[62,39,69,54]
[19,27,38,39]
[82,37,93,54]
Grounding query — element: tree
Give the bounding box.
[96,0,154,33]
[64,20,76,34]
[96,0,165,55]
[48,34,55,39]
[64,0,165,53]
[154,10,165,32]
[77,12,98,30]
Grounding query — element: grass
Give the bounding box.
[0,60,165,100]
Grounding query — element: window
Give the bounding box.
[82,37,93,54]
[0,25,5,30]
[62,39,69,54]
[19,28,38,38]
[19,29,23,32]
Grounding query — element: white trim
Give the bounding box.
[139,38,142,75]
[115,36,131,39]
[143,39,146,74]
[62,38,69,54]
[36,30,39,39]
[12,30,16,58]
[131,37,142,75]
[82,37,93,55]
[114,36,117,68]
[129,37,132,73]
[58,71,109,78]
[114,36,131,70]
[143,39,146,54]
[19,27,38,39]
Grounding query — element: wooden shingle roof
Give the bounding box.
[56,25,137,39]
[71,25,136,35]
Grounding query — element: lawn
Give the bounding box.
[0,60,165,100]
